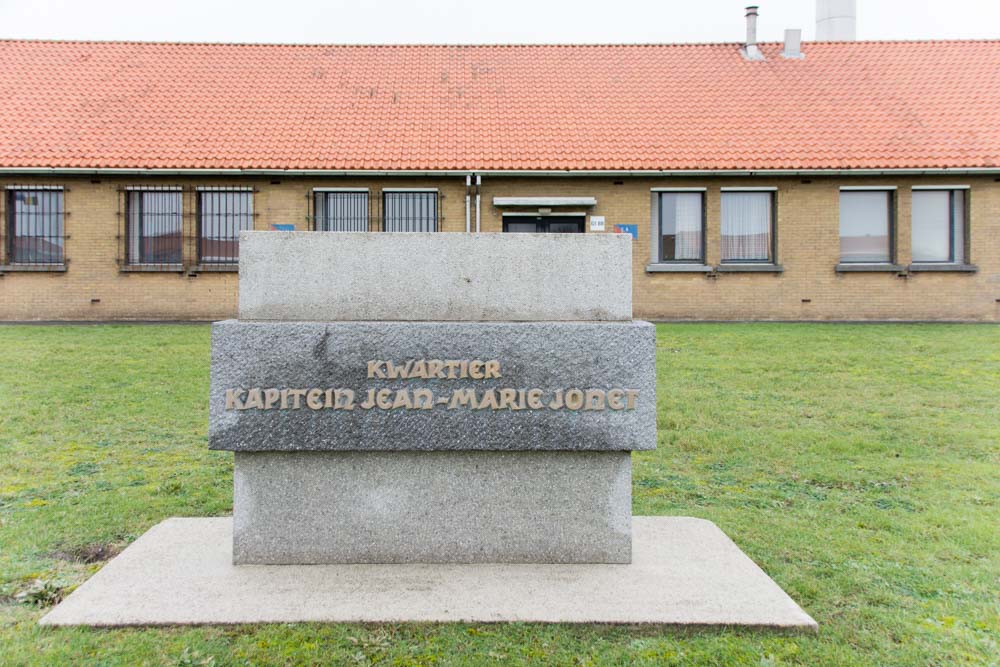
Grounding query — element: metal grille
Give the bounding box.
[383,191,438,232]
[126,189,183,266]
[198,189,254,263]
[314,191,369,231]
[5,188,65,264]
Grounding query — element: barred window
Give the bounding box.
[383,191,437,232]
[127,190,183,265]
[315,191,369,231]
[199,189,254,264]
[5,187,64,264]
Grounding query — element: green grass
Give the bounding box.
[1,323,998,666]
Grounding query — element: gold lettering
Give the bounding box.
[477,389,498,410]
[244,388,264,410]
[498,388,517,410]
[548,390,564,410]
[336,389,355,410]
[280,389,290,409]
[410,360,427,379]
[306,388,324,410]
[367,360,386,379]
[484,360,501,379]
[376,389,393,409]
[427,360,445,378]
[469,361,484,379]
[413,388,434,409]
[449,389,476,409]
[584,389,606,411]
[264,388,281,410]
[527,389,544,409]
[361,389,376,409]
[391,389,413,409]
[625,390,640,410]
[225,388,245,410]
[445,360,460,379]
[288,389,306,409]
[607,389,626,410]
[325,389,334,408]
[565,389,584,410]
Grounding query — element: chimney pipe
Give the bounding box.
[782,28,804,59]
[816,0,857,41]
[742,6,765,60]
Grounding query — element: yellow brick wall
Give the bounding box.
[0,176,467,321]
[1,173,998,321]
[481,176,1000,321]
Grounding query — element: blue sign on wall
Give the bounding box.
[271,224,295,231]
[614,224,638,240]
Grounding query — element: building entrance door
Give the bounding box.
[502,215,585,233]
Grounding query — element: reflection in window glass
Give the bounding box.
[840,190,891,263]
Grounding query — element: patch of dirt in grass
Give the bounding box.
[49,542,122,564]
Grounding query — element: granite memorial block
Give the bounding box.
[209,232,656,564]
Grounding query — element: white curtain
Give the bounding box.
[664,193,703,260]
[721,192,772,261]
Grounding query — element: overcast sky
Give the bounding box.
[1,0,998,44]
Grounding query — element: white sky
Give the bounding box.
[0,0,998,44]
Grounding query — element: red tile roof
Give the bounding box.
[1,39,999,172]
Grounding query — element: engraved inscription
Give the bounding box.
[225,359,640,413]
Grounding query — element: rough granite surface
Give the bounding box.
[233,451,632,564]
[209,320,656,452]
[237,232,633,322]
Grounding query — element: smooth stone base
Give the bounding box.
[234,451,632,564]
[39,517,817,629]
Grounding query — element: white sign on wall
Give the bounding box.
[589,216,606,232]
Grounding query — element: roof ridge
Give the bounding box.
[2,37,1000,48]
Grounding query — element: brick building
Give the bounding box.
[1,36,998,321]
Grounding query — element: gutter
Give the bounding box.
[1,167,999,177]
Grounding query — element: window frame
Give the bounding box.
[910,186,970,265]
[381,189,439,232]
[656,190,706,264]
[838,187,897,265]
[719,188,778,265]
[3,185,66,267]
[313,188,370,232]
[125,187,185,268]
[196,187,255,266]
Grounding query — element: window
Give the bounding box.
[840,190,892,263]
[721,191,774,262]
[502,216,585,233]
[127,190,183,265]
[912,189,965,263]
[315,191,369,231]
[383,191,437,232]
[5,187,64,264]
[198,189,253,264]
[657,192,704,262]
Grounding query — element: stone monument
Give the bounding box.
[40,231,816,630]
[209,232,655,564]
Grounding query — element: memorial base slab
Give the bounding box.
[40,517,817,630]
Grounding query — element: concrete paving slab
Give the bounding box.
[39,517,817,630]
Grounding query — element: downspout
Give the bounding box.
[465,174,471,233]
[475,174,482,232]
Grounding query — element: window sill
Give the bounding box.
[716,263,784,273]
[645,263,713,273]
[0,263,67,273]
[190,264,239,273]
[835,263,905,273]
[907,263,978,273]
[120,264,185,273]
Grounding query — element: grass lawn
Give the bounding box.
[0,323,998,666]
